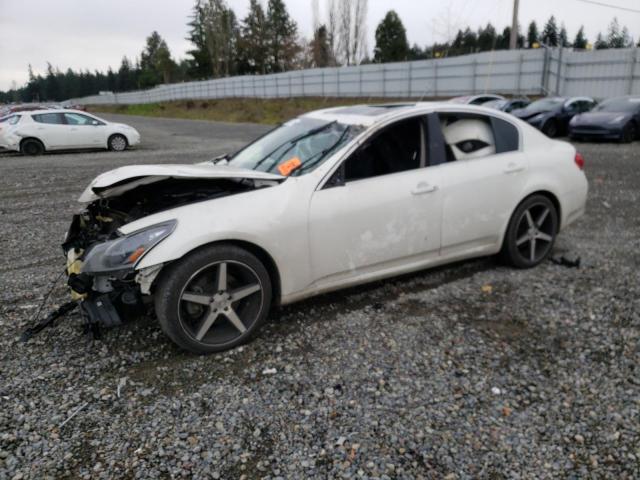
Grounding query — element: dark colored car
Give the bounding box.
[483,98,530,113]
[511,97,596,137]
[569,96,640,143]
[448,94,505,105]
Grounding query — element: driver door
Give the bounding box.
[307,116,442,288]
[63,112,106,147]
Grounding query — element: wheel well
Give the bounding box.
[20,137,44,149]
[502,190,562,249]
[519,190,562,229]
[108,133,128,145]
[175,240,282,307]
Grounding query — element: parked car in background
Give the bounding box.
[483,98,530,113]
[0,104,49,117]
[448,94,505,105]
[569,96,640,143]
[511,97,596,137]
[0,109,140,155]
[64,102,588,353]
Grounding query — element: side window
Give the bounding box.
[581,101,595,112]
[343,117,423,182]
[435,112,519,163]
[565,101,579,113]
[64,113,102,125]
[491,117,519,153]
[32,113,65,125]
[437,113,496,162]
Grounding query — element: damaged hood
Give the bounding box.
[78,164,284,202]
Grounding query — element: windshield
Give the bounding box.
[228,117,361,176]
[594,97,640,113]
[525,98,564,111]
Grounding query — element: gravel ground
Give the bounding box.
[0,114,638,479]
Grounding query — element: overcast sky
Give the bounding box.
[1,0,639,91]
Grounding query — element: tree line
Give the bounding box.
[1,0,638,103]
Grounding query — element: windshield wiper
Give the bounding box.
[253,121,338,172]
[291,125,352,176]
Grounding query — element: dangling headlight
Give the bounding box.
[82,220,176,273]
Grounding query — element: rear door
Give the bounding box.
[30,113,68,149]
[428,111,526,256]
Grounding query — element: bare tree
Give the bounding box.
[326,0,339,65]
[340,0,354,64]
[351,0,368,64]
[311,0,320,32]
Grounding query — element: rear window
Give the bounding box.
[32,113,65,125]
[8,115,21,125]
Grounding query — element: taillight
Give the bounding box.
[575,152,585,170]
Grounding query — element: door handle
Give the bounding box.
[504,162,525,174]
[412,182,438,195]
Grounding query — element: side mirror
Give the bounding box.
[92,120,99,125]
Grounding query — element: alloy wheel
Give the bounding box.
[514,203,555,263]
[177,261,264,346]
[110,135,127,151]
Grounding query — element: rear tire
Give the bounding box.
[501,194,558,269]
[20,138,44,156]
[155,244,272,354]
[108,134,128,152]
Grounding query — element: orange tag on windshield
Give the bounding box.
[278,156,302,176]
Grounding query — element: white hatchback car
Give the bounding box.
[63,102,588,353]
[0,110,140,154]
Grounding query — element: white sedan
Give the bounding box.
[63,102,588,353]
[0,109,140,155]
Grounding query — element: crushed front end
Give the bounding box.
[61,177,258,331]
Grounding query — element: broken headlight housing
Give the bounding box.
[82,220,176,273]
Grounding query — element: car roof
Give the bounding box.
[302,102,514,127]
[13,108,90,116]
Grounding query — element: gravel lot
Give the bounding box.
[1,114,638,479]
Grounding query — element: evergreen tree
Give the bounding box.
[462,27,478,52]
[310,25,332,67]
[139,31,165,87]
[559,23,570,47]
[573,27,588,49]
[606,18,632,48]
[477,23,497,51]
[373,10,409,63]
[497,26,511,50]
[407,43,427,60]
[238,0,269,74]
[541,15,559,46]
[527,21,539,48]
[266,0,299,72]
[186,0,214,78]
[594,33,608,49]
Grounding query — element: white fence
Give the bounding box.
[66,47,640,106]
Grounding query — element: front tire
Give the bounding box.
[542,119,558,138]
[621,122,637,143]
[155,244,272,354]
[20,138,45,156]
[502,195,558,269]
[108,134,128,151]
